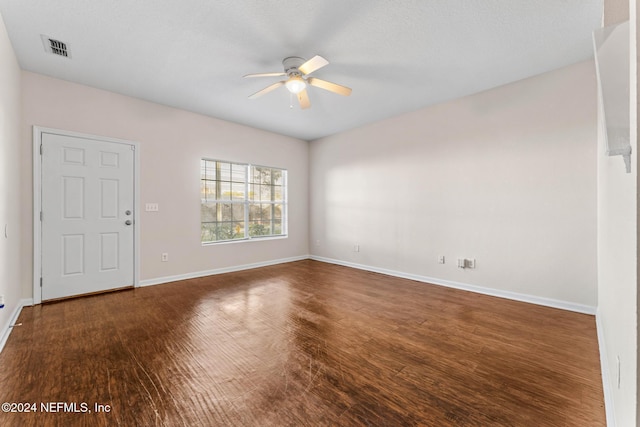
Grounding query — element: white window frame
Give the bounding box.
[201,159,288,244]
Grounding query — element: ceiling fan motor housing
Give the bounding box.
[283,56,305,77]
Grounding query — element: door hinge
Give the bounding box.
[130,145,135,151]
[40,144,43,155]
[40,211,43,221]
[40,277,43,287]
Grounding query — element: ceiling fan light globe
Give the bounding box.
[285,78,306,94]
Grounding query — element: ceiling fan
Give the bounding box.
[244,55,352,109]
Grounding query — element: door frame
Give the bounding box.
[33,126,140,304]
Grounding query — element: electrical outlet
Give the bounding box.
[354,244,360,252]
[438,255,445,264]
[457,258,476,269]
[161,253,169,262]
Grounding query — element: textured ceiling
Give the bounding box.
[0,0,603,141]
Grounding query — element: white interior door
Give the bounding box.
[41,132,135,301]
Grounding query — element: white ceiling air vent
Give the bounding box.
[40,35,70,58]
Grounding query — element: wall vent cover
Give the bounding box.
[40,35,70,58]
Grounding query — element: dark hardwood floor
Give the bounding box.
[0,260,604,426]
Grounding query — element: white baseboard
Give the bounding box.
[595,311,616,427]
[309,255,597,315]
[0,298,33,353]
[139,255,310,287]
[134,254,597,315]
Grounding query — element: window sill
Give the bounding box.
[201,235,288,246]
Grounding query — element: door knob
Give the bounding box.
[125,210,132,215]
[125,220,132,226]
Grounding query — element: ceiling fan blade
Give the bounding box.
[244,72,286,78]
[248,81,285,99]
[297,89,311,109]
[298,55,329,75]
[307,77,352,96]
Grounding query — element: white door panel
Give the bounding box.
[41,132,135,300]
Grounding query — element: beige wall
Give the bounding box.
[0,15,22,336]
[604,0,629,26]
[21,72,309,297]
[310,60,598,309]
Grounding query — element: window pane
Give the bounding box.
[249,221,270,237]
[272,170,282,185]
[202,160,216,181]
[201,202,217,222]
[231,222,245,238]
[232,203,244,221]
[219,203,232,221]
[248,202,279,237]
[200,160,207,180]
[200,180,207,200]
[202,180,216,200]
[219,162,231,181]
[263,168,272,185]
[261,203,273,221]
[232,164,246,183]
[216,222,234,241]
[273,185,283,201]
[232,182,245,200]
[219,181,231,200]
[201,223,216,242]
[248,203,259,221]
[250,167,263,184]
[259,184,270,201]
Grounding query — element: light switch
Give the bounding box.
[145,203,159,212]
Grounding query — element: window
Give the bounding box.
[201,159,287,243]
